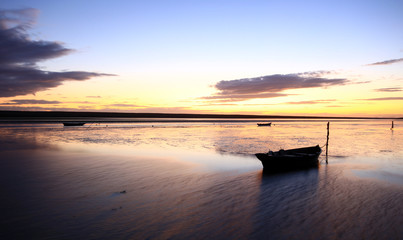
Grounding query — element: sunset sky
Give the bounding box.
[1,0,402,117]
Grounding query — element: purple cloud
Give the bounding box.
[2,99,61,105]
[0,8,115,97]
[205,72,348,101]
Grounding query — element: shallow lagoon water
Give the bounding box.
[0,120,402,239]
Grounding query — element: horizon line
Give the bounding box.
[0,110,401,120]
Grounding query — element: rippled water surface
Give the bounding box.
[1,120,402,239]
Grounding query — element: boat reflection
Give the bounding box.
[252,167,321,238]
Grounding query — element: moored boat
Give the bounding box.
[255,145,322,172]
[63,122,86,126]
[257,122,271,126]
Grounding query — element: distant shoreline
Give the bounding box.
[0,110,401,122]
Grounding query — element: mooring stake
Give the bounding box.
[326,122,329,164]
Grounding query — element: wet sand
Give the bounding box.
[0,120,402,239]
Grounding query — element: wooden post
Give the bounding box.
[326,122,329,164]
[391,121,394,129]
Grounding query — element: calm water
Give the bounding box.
[0,120,402,239]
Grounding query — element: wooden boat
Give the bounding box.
[63,122,86,126]
[255,145,322,172]
[257,122,271,126]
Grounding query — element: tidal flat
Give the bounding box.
[0,119,402,239]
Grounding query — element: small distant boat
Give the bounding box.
[257,122,272,126]
[63,122,86,126]
[255,145,322,172]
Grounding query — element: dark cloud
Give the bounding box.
[367,58,403,66]
[2,99,61,105]
[205,72,348,101]
[0,8,71,66]
[374,87,402,92]
[0,67,114,97]
[0,105,94,112]
[0,8,115,97]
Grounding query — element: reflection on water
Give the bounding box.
[255,165,403,239]
[0,120,402,239]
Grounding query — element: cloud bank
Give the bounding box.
[0,8,115,97]
[204,72,348,102]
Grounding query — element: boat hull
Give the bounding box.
[63,122,86,126]
[255,145,321,172]
[257,123,271,126]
